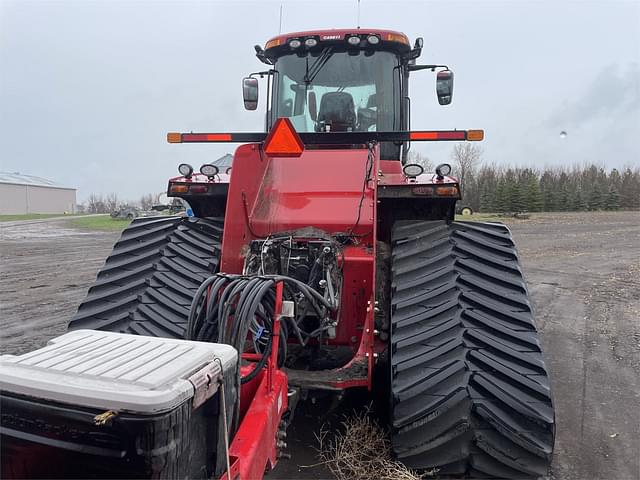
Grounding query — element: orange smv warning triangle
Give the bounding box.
[263,117,305,157]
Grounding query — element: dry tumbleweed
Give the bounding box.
[312,409,437,480]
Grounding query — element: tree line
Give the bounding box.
[410,146,639,213]
[79,193,160,214]
[465,164,639,213]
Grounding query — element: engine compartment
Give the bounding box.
[243,235,342,336]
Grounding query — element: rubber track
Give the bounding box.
[390,220,555,479]
[68,216,223,339]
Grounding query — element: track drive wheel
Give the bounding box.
[68,216,223,339]
[390,220,554,478]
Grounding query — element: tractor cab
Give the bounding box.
[244,29,454,160]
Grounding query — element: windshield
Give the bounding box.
[273,50,401,136]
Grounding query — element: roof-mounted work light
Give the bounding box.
[435,163,452,180]
[304,38,318,48]
[366,35,380,45]
[403,163,424,179]
[200,164,219,177]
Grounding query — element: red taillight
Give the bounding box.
[182,133,233,142]
[189,185,209,193]
[263,118,304,157]
[410,131,466,141]
[412,186,434,196]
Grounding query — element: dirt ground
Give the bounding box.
[1,211,639,479]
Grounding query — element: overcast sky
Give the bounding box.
[1,0,638,202]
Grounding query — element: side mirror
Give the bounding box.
[242,77,259,110]
[436,69,454,105]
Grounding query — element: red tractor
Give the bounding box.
[0,29,554,479]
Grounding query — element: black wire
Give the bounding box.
[345,142,375,239]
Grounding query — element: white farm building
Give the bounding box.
[0,172,76,215]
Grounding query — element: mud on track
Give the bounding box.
[1,212,639,479]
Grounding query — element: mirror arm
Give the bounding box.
[249,70,273,79]
[408,64,449,72]
[254,45,273,65]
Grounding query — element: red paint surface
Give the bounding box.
[225,369,288,479]
[223,282,289,480]
[220,146,375,273]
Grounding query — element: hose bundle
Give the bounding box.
[186,273,337,433]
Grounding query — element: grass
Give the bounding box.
[455,212,510,222]
[69,215,131,231]
[0,213,77,221]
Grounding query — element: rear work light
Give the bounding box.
[403,164,424,178]
[178,163,193,177]
[435,163,452,178]
[200,164,219,177]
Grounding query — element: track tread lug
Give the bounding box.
[68,216,223,339]
[390,220,554,478]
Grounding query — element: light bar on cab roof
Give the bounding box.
[385,32,410,46]
[167,129,484,144]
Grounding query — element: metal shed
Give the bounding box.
[0,172,77,215]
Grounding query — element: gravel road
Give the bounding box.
[1,212,638,479]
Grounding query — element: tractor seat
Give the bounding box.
[316,92,356,132]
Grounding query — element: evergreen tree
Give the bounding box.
[525,177,543,211]
[568,188,584,211]
[480,186,494,212]
[510,179,526,212]
[574,188,587,211]
[620,168,640,209]
[605,187,621,210]
[588,184,604,210]
[558,185,571,211]
[494,180,508,213]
